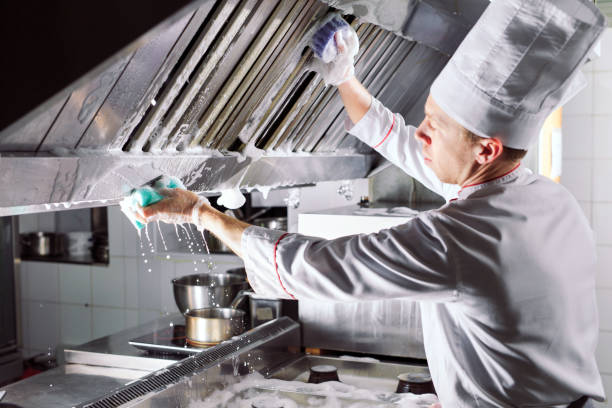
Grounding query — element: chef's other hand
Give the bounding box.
[135,188,210,227]
[309,13,359,86]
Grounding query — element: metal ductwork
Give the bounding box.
[0,0,488,216]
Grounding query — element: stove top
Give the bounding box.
[128,324,211,355]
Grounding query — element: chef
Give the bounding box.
[128,0,607,406]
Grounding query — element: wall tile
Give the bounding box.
[594,161,612,202]
[160,260,177,315]
[561,160,592,201]
[59,264,91,305]
[598,374,612,407]
[138,310,160,325]
[563,115,593,159]
[37,212,55,232]
[26,262,59,302]
[124,258,139,309]
[594,117,612,160]
[594,203,612,245]
[92,258,124,307]
[92,307,126,339]
[597,289,612,331]
[108,206,125,256]
[28,302,60,351]
[594,72,612,116]
[597,246,612,289]
[138,257,161,310]
[578,201,593,226]
[19,214,38,233]
[597,332,612,374]
[564,71,593,116]
[123,217,143,257]
[174,258,199,278]
[594,30,612,72]
[125,310,139,329]
[61,304,92,346]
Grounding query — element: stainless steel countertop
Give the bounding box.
[0,314,187,408]
[63,313,186,371]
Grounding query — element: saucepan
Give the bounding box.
[172,272,248,313]
[184,290,251,346]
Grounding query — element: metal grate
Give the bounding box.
[118,0,419,155]
[78,317,297,408]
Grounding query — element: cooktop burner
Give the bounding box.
[128,324,211,355]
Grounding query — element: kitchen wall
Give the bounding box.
[562,28,612,407]
[17,206,243,359]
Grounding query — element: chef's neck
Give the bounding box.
[459,159,520,188]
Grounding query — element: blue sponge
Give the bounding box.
[310,14,350,62]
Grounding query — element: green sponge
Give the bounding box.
[121,176,185,230]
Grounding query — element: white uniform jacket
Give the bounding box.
[241,98,605,407]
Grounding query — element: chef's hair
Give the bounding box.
[463,130,527,163]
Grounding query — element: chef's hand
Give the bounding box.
[133,188,210,226]
[134,188,250,257]
[309,15,359,86]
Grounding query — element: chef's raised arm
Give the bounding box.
[240,213,458,303]
[338,78,459,201]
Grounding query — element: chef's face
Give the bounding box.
[415,95,476,185]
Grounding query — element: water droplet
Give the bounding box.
[144,259,148,263]
[166,255,170,259]
[148,268,152,273]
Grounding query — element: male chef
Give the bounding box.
[128,0,607,406]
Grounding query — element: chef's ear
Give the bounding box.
[475,137,504,165]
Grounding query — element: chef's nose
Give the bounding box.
[415,121,432,146]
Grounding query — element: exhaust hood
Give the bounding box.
[0,0,487,216]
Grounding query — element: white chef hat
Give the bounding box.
[430,0,606,150]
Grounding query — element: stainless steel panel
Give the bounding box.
[0,95,67,152]
[39,55,132,151]
[0,153,374,216]
[0,364,150,408]
[77,317,301,408]
[129,1,235,152]
[320,0,488,55]
[76,11,193,149]
[112,4,218,151]
[168,0,278,151]
[299,298,426,359]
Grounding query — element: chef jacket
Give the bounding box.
[241,97,605,407]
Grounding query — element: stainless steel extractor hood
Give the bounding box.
[0,0,488,216]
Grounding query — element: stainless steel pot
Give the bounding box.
[184,307,246,346]
[172,273,247,313]
[20,232,66,257]
[253,217,287,231]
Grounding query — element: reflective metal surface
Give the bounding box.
[300,298,426,359]
[185,307,246,345]
[0,153,374,216]
[77,317,301,408]
[0,0,477,215]
[0,364,150,408]
[320,0,489,55]
[63,314,186,371]
[172,273,247,313]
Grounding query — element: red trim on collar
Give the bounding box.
[373,114,395,149]
[273,233,295,300]
[460,162,521,190]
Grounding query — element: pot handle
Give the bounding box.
[230,290,252,309]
